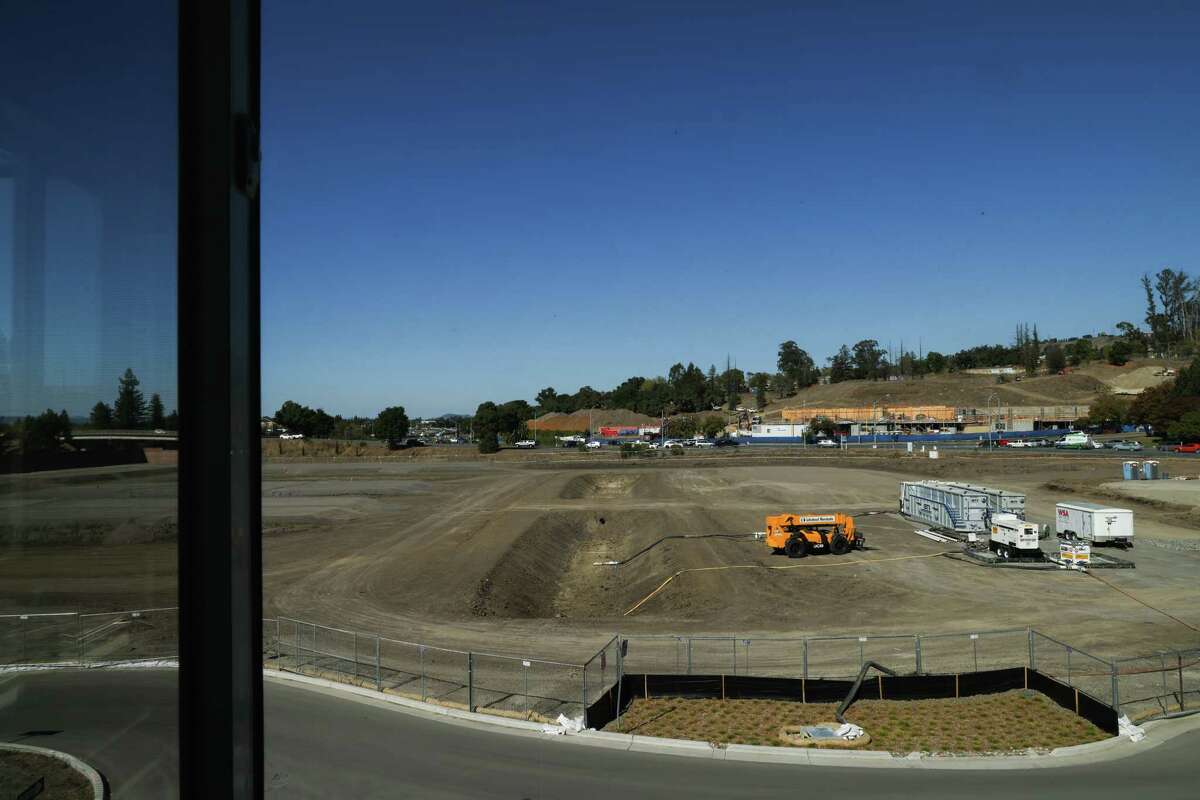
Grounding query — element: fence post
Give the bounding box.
[295,623,301,670]
[1111,660,1120,713]
[1028,629,1036,671]
[1179,653,1186,711]
[581,660,588,727]
[1066,647,1073,686]
[375,636,381,691]
[802,639,808,680]
[616,638,625,731]
[915,635,922,675]
[420,646,426,701]
[745,640,751,675]
[274,618,280,659]
[467,651,474,712]
[353,632,359,681]
[732,639,737,676]
[687,638,693,675]
[77,613,83,666]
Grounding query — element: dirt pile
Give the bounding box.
[529,409,657,432]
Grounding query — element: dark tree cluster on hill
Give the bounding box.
[1142,268,1200,356]
[532,360,749,418]
[86,369,177,430]
[2,409,72,455]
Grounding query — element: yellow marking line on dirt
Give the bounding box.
[623,551,958,617]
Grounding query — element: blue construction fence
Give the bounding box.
[738,429,1076,445]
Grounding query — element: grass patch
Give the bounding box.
[0,749,93,799]
[603,690,1108,754]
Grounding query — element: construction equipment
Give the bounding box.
[765,513,863,558]
[988,513,1041,559]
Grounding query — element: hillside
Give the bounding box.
[757,359,1182,416]
[529,408,658,432]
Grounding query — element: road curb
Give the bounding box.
[0,742,106,799]
[265,668,1200,770]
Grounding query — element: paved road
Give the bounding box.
[2,670,1198,799]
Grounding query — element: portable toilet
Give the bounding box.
[1142,460,1160,480]
[1123,461,1140,480]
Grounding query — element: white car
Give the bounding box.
[663,439,684,449]
[585,440,603,449]
[1005,439,1035,448]
[815,439,838,448]
[693,439,716,448]
[514,440,538,449]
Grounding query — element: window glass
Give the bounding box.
[1,2,178,795]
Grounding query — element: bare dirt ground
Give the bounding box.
[3,450,1199,663]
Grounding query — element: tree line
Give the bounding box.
[271,400,411,448]
[88,368,176,431]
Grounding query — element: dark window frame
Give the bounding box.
[178,1,263,796]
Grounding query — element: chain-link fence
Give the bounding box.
[6,608,1198,725]
[0,607,179,666]
[1112,649,1200,721]
[268,617,592,724]
[618,629,1029,680]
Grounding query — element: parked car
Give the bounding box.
[714,437,741,447]
[815,438,838,448]
[1108,440,1143,452]
[404,438,427,448]
[514,440,537,449]
[1005,439,1036,448]
[693,439,716,448]
[585,440,603,449]
[1161,442,1200,454]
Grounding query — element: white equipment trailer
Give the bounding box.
[899,480,1027,535]
[988,513,1042,559]
[1055,502,1134,548]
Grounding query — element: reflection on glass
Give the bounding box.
[1,2,179,795]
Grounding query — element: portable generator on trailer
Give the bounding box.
[987,513,1043,560]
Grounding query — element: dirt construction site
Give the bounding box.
[3,450,1200,663]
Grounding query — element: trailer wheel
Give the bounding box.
[830,534,850,555]
[785,536,808,558]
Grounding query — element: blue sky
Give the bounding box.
[261,1,1200,418]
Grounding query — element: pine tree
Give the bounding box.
[114,368,146,429]
[149,393,166,429]
[89,402,113,428]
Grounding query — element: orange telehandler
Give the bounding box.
[764,512,863,558]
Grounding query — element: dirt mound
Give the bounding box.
[559,473,640,499]
[471,511,600,618]
[529,408,657,432]
[764,372,1105,415]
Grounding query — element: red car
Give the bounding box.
[1163,443,1200,453]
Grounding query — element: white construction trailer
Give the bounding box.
[1055,502,1134,548]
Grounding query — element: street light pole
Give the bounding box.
[987,393,998,450]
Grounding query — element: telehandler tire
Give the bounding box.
[785,536,808,558]
[830,533,851,555]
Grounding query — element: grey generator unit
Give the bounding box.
[899,481,1027,534]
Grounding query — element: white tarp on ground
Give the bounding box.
[1117,715,1146,742]
[834,723,865,740]
[542,714,586,735]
